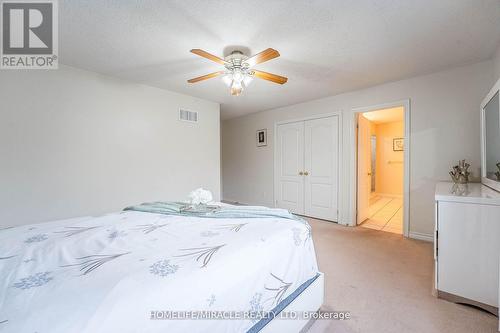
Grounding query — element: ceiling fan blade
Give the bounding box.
[187,71,224,83]
[252,70,288,84]
[190,49,227,65]
[245,48,280,67]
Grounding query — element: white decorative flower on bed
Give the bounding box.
[188,188,213,205]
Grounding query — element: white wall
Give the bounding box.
[222,60,494,238]
[0,65,220,227]
[494,43,500,81]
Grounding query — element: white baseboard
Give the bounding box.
[220,199,249,206]
[409,231,434,242]
[221,199,241,204]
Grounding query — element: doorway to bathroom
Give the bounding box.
[355,103,409,235]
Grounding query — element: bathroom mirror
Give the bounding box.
[481,77,500,193]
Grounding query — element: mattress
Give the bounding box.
[0,209,318,332]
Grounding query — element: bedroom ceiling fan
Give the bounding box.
[187,48,288,96]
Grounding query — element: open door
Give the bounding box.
[357,114,372,225]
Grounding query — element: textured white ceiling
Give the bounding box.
[59,1,500,119]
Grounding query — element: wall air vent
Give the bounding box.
[179,109,198,123]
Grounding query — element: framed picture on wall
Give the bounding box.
[256,129,267,147]
[393,138,404,151]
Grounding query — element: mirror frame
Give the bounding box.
[480,77,500,193]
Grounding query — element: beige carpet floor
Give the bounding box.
[305,218,498,333]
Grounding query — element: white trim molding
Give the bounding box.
[349,99,411,237]
[409,231,434,242]
[480,76,500,193]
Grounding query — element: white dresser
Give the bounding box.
[435,182,500,315]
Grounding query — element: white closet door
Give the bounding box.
[304,116,339,221]
[276,122,305,214]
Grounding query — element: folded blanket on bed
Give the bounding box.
[123,202,304,222]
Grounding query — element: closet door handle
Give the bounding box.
[299,171,304,176]
[304,171,309,176]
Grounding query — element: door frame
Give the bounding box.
[350,100,411,237]
[273,111,343,222]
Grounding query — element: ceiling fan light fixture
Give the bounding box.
[223,68,252,94]
[222,73,233,87]
[230,80,243,96]
[243,74,253,87]
[232,69,244,83]
[188,48,287,96]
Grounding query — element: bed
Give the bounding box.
[0,203,323,333]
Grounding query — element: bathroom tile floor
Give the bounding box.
[361,195,403,234]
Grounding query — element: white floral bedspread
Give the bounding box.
[0,210,318,333]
